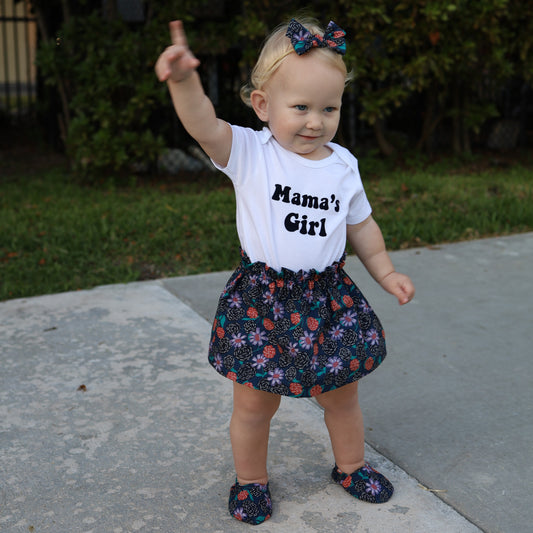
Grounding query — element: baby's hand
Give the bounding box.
[380,272,415,306]
[155,20,200,83]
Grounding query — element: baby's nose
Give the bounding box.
[306,112,322,130]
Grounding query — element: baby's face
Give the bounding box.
[257,53,345,160]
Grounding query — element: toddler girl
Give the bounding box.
[155,17,415,525]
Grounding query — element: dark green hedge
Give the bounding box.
[34,0,533,175]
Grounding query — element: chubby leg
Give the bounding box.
[230,382,281,485]
[317,382,394,503]
[315,382,365,474]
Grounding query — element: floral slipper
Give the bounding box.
[228,479,272,525]
[331,463,394,503]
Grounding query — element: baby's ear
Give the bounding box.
[250,90,269,122]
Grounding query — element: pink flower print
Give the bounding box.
[359,300,371,313]
[340,310,357,327]
[366,477,382,496]
[213,354,223,371]
[263,291,274,305]
[329,325,345,340]
[310,354,319,370]
[288,342,299,357]
[362,464,377,474]
[227,292,242,308]
[326,356,343,374]
[365,329,380,346]
[233,507,247,521]
[299,330,315,350]
[248,327,267,346]
[273,301,285,320]
[295,28,311,41]
[230,333,247,348]
[252,354,268,369]
[267,368,284,385]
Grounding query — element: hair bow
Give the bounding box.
[286,19,347,56]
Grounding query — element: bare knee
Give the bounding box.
[315,382,359,414]
[232,383,281,425]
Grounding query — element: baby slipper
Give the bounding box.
[331,463,394,503]
[228,479,272,525]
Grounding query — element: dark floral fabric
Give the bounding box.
[208,250,386,397]
[228,480,272,525]
[331,463,394,504]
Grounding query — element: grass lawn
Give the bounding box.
[1,148,532,301]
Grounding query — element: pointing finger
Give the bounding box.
[169,20,188,47]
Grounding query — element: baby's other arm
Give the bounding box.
[155,21,232,167]
[347,217,415,305]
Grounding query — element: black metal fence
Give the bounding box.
[0,0,37,121]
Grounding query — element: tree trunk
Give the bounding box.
[103,0,117,20]
[452,79,462,155]
[417,85,442,154]
[60,0,71,22]
[33,3,71,142]
[451,79,472,155]
[462,91,471,155]
[373,119,396,157]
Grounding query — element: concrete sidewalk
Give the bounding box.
[1,233,532,532]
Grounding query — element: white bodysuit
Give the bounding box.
[213,125,372,272]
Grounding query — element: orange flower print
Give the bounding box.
[342,475,352,488]
[310,385,323,397]
[216,327,225,338]
[247,306,259,319]
[291,312,301,325]
[263,318,275,331]
[307,317,319,331]
[350,358,360,371]
[364,357,374,371]
[263,345,276,359]
[342,295,354,307]
[290,383,303,395]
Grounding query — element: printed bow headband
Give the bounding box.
[286,19,347,56]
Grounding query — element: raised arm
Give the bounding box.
[155,20,232,167]
[347,216,415,305]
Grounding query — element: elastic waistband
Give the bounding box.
[239,248,346,282]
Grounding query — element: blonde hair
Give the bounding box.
[240,17,351,107]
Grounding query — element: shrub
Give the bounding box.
[35,0,531,173]
[36,11,169,177]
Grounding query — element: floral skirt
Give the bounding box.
[208,250,387,397]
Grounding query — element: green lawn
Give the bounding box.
[1,154,532,301]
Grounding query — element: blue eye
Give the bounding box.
[295,105,307,111]
[324,107,335,112]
